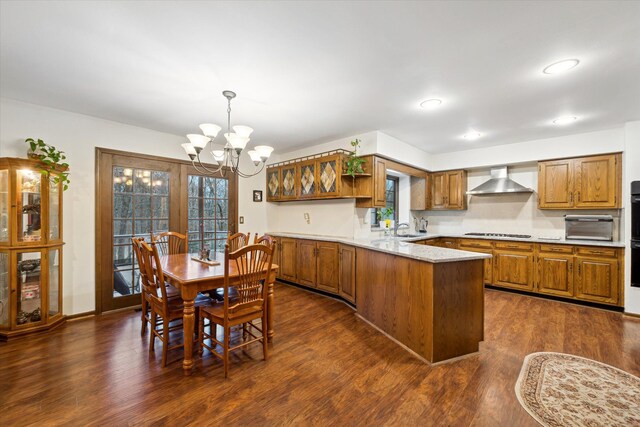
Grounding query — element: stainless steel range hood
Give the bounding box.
[466,166,533,195]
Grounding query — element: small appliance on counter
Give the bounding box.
[564,215,614,241]
[631,181,639,288]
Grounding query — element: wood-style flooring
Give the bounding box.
[1,284,639,426]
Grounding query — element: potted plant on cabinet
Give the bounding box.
[25,138,70,190]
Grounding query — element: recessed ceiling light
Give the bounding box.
[553,116,578,125]
[420,99,442,109]
[462,131,482,140]
[543,59,580,74]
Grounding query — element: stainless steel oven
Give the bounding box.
[632,181,640,287]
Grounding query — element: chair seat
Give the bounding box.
[200,301,262,324]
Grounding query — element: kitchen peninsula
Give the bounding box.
[269,233,491,364]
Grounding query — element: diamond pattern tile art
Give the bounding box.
[268,170,279,197]
[300,164,315,195]
[320,160,337,193]
[282,168,295,196]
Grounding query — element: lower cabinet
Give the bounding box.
[339,244,356,303]
[458,240,493,284]
[575,256,619,305]
[278,238,298,282]
[493,250,535,291]
[536,253,574,298]
[277,237,350,301]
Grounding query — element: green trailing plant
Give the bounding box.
[376,207,394,222]
[25,138,70,190]
[344,138,366,177]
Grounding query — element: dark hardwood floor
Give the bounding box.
[1,284,639,426]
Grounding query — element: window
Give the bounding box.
[371,175,399,226]
[187,175,230,253]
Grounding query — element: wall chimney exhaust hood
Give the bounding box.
[466,166,533,195]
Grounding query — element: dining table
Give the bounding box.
[159,252,278,375]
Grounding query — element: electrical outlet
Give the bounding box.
[239,216,244,224]
[304,213,310,224]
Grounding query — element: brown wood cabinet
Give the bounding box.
[316,241,340,293]
[296,239,317,286]
[537,253,574,298]
[538,153,621,209]
[458,239,493,284]
[338,244,356,303]
[493,249,535,291]
[277,237,298,282]
[429,170,467,210]
[575,256,619,305]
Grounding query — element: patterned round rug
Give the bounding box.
[515,352,640,426]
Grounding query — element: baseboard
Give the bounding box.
[66,310,96,321]
[623,311,640,320]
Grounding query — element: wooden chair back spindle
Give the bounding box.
[223,242,274,316]
[253,233,276,247]
[227,232,250,252]
[138,240,170,313]
[152,231,188,256]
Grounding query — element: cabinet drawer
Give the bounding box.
[440,239,458,249]
[575,246,617,258]
[538,244,573,254]
[495,241,534,251]
[459,239,493,249]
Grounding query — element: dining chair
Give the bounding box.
[198,241,275,378]
[151,231,188,255]
[227,232,250,252]
[137,239,210,367]
[253,233,276,247]
[132,237,180,335]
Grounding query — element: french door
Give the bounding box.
[96,149,237,313]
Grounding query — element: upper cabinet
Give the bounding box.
[538,153,621,209]
[267,150,373,203]
[429,170,467,210]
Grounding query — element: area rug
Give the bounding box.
[515,352,640,427]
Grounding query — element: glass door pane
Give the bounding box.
[0,251,8,328]
[188,175,230,255]
[17,250,42,326]
[48,248,60,317]
[0,170,8,243]
[49,180,61,241]
[112,167,169,298]
[17,169,42,243]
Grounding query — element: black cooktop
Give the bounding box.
[465,232,532,239]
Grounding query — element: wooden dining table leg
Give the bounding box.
[181,288,198,376]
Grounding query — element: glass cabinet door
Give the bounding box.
[16,250,43,326]
[0,251,8,328]
[17,169,42,243]
[49,179,61,241]
[0,169,8,244]
[48,248,61,318]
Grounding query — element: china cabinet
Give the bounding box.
[0,157,66,340]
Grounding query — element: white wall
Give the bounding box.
[623,121,640,315]
[0,98,265,315]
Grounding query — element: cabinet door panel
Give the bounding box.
[538,160,574,209]
[431,173,446,209]
[493,251,534,291]
[446,171,466,209]
[537,255,573,297]
[297,160,317,199]
[339,245,356,303]
[318,156,341,198]
[373,158,387,207]
[280,166,297,200]
[296,240,317,287]
[574,155,617,208]
[575,257,618,304]
[316,242,339,293]
[278,238,297,282]
[266,168,280,201]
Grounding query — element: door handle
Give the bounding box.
[577,191,581,202]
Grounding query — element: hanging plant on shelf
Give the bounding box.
[344,138,366,177]
[25,138,71,190]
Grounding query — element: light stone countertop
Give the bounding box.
[392,233,626,248]
[268,232,492,264]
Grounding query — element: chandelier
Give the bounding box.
[181,90,274,178]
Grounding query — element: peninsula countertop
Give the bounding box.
[268,232,492,264]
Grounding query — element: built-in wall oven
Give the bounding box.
[632,181,640,288]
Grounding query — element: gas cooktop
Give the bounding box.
[464,232,532,239]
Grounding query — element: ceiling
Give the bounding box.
[1,1,639,154]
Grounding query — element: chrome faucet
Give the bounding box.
[394,222,410,237]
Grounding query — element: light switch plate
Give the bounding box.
[239,216,244,224]
[304,213,310,224]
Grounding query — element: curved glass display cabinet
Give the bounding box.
[0,158,65,340]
